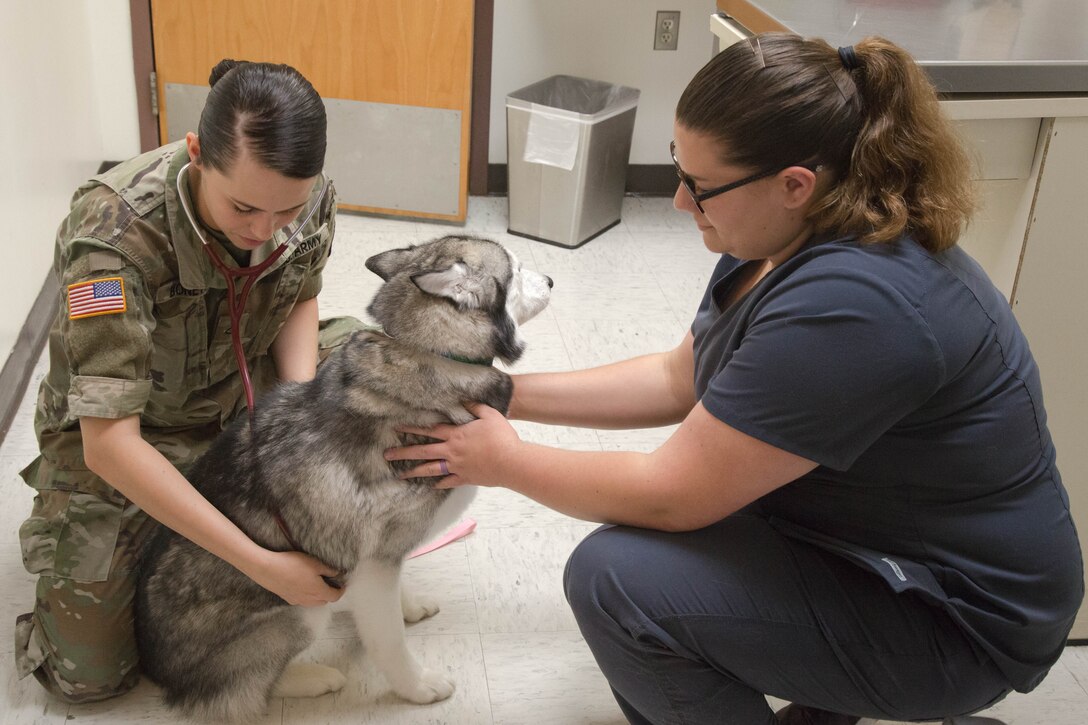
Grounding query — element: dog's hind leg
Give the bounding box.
[270,606,346,698]
[346,559,454,704]
[271,662,347,698]
[401,584,440,623]
[167,606,316,722]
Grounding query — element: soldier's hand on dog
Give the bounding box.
[387,402,520,488]
[247,549,346,606]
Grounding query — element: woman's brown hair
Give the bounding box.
[675,33,976,252]
[198,59,326,179]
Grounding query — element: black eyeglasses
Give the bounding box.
[670,140,821,213]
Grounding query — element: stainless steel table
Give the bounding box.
[715,0,1088,94]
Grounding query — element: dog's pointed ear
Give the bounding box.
[365,248,414,281]
[411,263,482,309]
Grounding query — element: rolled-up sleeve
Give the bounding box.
[60,241,155,419]
[68,376,154,418]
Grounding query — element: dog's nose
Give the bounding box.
[545,276,554,288]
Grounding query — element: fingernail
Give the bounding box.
[383,449,393,459]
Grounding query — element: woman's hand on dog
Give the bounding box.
[387,402,520,488]
[246,549,345,607]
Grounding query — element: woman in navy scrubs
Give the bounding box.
[390,34,1083,724]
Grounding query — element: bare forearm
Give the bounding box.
[494,443,675,528]
[81,420,267,577]
[488,417,808,532]
[270,295,319,382]
[510,351,694,429]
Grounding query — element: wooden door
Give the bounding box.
[150,0,474,221]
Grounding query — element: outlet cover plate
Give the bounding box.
[654,10,680,51]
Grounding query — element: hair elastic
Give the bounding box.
[837,45,860,71]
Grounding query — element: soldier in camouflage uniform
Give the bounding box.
[15,60,364,703]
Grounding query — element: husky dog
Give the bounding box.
[135,234,552,721]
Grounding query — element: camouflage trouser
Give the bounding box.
[14,315,368,703]
[16,488,155,703]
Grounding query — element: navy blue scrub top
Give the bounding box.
[691,233,1083,692]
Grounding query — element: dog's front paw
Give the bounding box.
[481,373,514,415]
[402,592,441,623]
[396,669,455,704]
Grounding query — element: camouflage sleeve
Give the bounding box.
[60,240,154,419]
[297,183,337,302]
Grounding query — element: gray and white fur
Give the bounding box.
[135,235,552,721]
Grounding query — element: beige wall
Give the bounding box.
[490,0,717,165]
[0,0,139,361]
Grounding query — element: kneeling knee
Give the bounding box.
[31,660,139,704]
[564,526,652,619]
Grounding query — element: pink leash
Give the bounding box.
[407,518,477,559]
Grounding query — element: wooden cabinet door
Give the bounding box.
[150,0,474,221]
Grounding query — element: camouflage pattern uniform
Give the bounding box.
[14,140,363,702]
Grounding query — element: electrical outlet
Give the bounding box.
[654,10,680,51]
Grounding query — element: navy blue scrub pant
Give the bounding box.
[564,514,1011,724]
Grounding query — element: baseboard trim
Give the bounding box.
[487,163,675,196]
[0,271,58,447]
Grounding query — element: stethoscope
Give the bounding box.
[175,163,329,419]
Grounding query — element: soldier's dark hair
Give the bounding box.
[676,33,975,252]
[197,59,326,178]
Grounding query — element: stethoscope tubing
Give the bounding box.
[175,163,329,419]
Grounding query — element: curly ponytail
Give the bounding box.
[676,33,976,252]
[811,37,977,250]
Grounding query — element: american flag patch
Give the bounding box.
[67,277,127,320]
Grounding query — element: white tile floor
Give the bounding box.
[2,196,1086,724]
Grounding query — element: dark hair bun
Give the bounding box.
[209,59,246,87]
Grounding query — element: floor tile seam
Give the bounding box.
[464,523,487,640]
[6,689,75,724]
[552,298,678,313]
[476,629,497,724]
[549,311,681,325]
[517,234,546,276]
[1058,653,1088,697]
[622,221,693,234]
[547,321,600,454]
[315,631,473,643]
[465,521,587,645]
[587,226,650,267]
[461,526,501,723]
[647,262,692,326]
[470,522,595,533]
[478,626,585,638]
